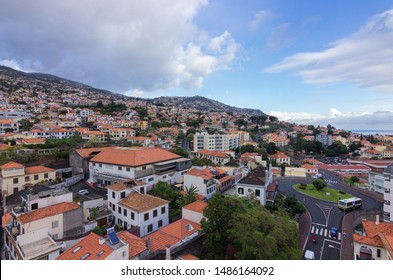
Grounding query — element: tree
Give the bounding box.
[283,196,306,219]
[234,119,247,130]
[350,176,360,186]
[4,128,14,133]
[149,181,183,218]
[169,146,189,158]
[265,142,278,155]
[240,144,256,154]
[312,179,327,190]
[183,185,197,205]
[201,194,302,260]
[192,158,212,166]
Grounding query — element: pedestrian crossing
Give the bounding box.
[311,225,342,241]
[325,179,338,184]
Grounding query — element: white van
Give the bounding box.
[304,250,315,260]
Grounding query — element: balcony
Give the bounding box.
[135,168,154,179]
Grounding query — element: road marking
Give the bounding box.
[312,222,326,227]
[311,226,315,233]
[338,232,341,240]
[315,228,319,235]
[324,228,328,237]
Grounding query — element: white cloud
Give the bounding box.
[265,9,393,93]
[269,109,393,130]
[0,0,239,93]
[249,10,274,30]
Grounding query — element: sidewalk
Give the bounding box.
[298,210,312,251]
[340,211,355,260]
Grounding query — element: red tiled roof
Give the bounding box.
[218,175,234,183]
[18,202,80,224]
[0,161,24,169]
[119,192,169,213]
[179,254,199,260]
[269,152,289,159]
[75,147,116,158]
[90,147,181,166]
[57,233,113,260]
[183,201,208,214]
[25,166,54,174]
[197,149,229,158]
[117,231,147,258]
[107,180,146,192]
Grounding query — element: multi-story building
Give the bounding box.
[193,131,240,152]
[235,165,273,206]
[269,152,291,165]
[183,167,234,200]
[193,149,231,166]
[315,133,333,146]
[107,180,169,237]
[383,163,393,223]
[368,171,387,195]
[0,109,32,120]
[0,162,56,196]
[4,202,83,260]
[87,147,192,190]
[26,128,74,139]
[0,119,19,134]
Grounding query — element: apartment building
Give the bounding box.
[0,162,56,196]
[193,131,240,152]
[107,180,169,237]
[315,133,333,146]
[87,147,192,191]
[0,119,19,134]
[4,202,83,260]
[383,163,393,223]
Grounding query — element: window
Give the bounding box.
[118,166,122,171]
[153,209,157,217]
[34,175,39,180]
[147,224,153,233]
[142,166,147,170]
[25,176,30,182]
[238,187,244,195]
[131,212,135,220]
[144,213,149,221]
[52,221,59,229]
[44,173,48,179]
[118,206,121,214]
[112,191,115,199]
[158,220,163,228]
[117,219,122,226]
[13,178,18,184]
[148,177,154,182]
[112,204,115,211]
[377,249,381,258]
[126,167,130,172]
[31,203,38,210]
[161,206,166,214]
[140,187,144,194]
[109,202,112,207]
[92,163,96,166]
[123,209,127,217]
[255,189,260,197]
[121,192,125,199]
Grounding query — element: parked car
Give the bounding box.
[78,189,89,195]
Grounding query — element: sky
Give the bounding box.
[1,0,393,130]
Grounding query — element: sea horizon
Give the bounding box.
[350,129,393,135]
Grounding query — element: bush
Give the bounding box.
[299,183,307,189]
[338,190,346,195]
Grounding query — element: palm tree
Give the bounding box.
[184,185,198,205]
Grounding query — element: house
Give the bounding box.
[4,202,83,260]
[117,231,149,259]
[183,167,233,200]
[87,147,192,190]
[285,167,306,177]
[269,152,291,165]
[302,164,319,176]
[0,162,56,196]
[235,165,273,205]
[193,149,231,166]
[353,219,393,260]
[182,200,208,224]
[0,119,19,134]
[69,146,116,176]
[144,218,201,259]
[19,185,73,211]
[124,136,152,146]
[57,231,129,260]
[107,180,170,237]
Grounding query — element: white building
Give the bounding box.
[107,180,170,237]
[182,201,208,224]
[20,186,73,211]
[193,149,231,166]
[315,133,333,146]
[87,147,192,191]
[193,131,240,152]
[80,108,95,117]
[383,163,393,223]
[235,165,273,206]
[353,220,393,260]
[368,171,387,195]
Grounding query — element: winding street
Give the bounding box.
[276,175,382,260]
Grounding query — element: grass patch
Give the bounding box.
[294,184,353,203]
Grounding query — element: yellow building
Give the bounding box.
[284,167,306,177]
[0,162,56,196]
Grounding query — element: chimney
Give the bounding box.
[376,215,380,225]
[146,237,151,252]
[98,237,105,245]
[165,244,171,260]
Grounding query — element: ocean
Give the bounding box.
[350,130,393,135]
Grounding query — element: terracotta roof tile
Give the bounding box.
[18,202,80,224]
[57,232,113,260]
[197,149,229,158]
[183,201,208,214]
[25,166,54,174]
[75,147,116,158]
[117,231,147,258]
[90,147,181,166]
[119,192,169,213]
[0,161,24,169]
[269,152,289,159]
[107,180,146,191]
[179,254,199,260]
[180,191,205,201]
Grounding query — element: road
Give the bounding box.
[276,175,382,260]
